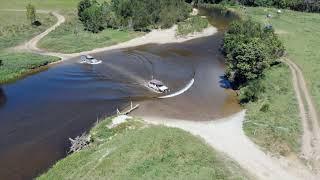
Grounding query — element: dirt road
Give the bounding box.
[283,58,320,172]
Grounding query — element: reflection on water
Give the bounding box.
[0,87,6,107]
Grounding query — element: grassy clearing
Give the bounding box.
[38,117,249,180]
[38,15,144,53]
[246,7,320,112]
[0,11,56,50]
[0,0,81,12]
[0,52,59,84]
[243,64,301,156]
[0,10,60,84]
[177,15,209,36]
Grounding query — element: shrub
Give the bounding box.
[77,0,192,32]
[223,19,284,87]
[26,3,36,25]
[239,79,265,103]
[82,4,104,33]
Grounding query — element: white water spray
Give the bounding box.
[158,78,194,99]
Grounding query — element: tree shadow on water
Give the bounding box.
[219,75,232,89]
[0,87,6,108]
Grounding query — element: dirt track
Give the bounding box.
[283,58,320,172]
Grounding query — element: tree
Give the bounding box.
[226,38,270,85]
[26,3,36,25]
[82,4,104,33]
[78,0,93,22]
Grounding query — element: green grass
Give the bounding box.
[0,10,60,84]
[243,64,301,156]
[38,15,144,53]
[0,11,56,50]
[0,0,81,12]
[0,52,59,84]
[246,7,320,112]
[177,15,209,36]
[38,117,250,180]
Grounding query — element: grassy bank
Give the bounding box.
[38,117,250,179]
[243,64,301,155]
[246,7,320,111]
[0,52,59,84]
[176,16,209,36]
[0,9,60,84]
[38,15,144,53]
[238,7,320,155]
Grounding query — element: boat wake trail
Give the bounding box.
[158,78,194,99]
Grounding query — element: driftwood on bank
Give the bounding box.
[117,101,139,115]
[68,102,139,154]
[68,133,91,153]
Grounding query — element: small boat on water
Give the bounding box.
[80,55,102,65]
[147,79,169,93]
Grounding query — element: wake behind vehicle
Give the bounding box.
[147,79,169,93]
[80,55,102,65]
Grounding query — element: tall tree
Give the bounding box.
[26,3,36,25]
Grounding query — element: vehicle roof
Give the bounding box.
[86,55,94,59]
[149,79,164,85]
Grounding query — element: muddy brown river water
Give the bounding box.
[0,8,240,180]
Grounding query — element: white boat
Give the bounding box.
[80,55,102,65]
[147,79,169,93]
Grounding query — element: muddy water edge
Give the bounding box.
[0,8,239,180]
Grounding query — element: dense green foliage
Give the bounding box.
[77,0,192,32]
[243,64,301,155]
[39,117,249,179]
[223,19,284,88]
[177,16,209,36]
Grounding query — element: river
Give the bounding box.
[0,8,239,180]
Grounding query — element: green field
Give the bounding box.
[0,11,56,50]
[38,117,249,180]
[238,7,320,155]
[0,0,81,12]
[243,64,301,155]
[246,7,320,111]
[0,52,59,84]
[38,15,144,53]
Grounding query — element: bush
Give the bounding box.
[223,19,284,87]
[177,16,209,36]
[239,79,265,103]
[26,3,36,25]
[77,0,192,32]
[82,4,104,33]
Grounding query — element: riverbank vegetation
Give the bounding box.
[38,15,144,53]
[0,53,59,84]
[38,117,250,179]
[77,0,192,33]
[177,16,209,36]
[209,4,303,155]
[223,19,284,89]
